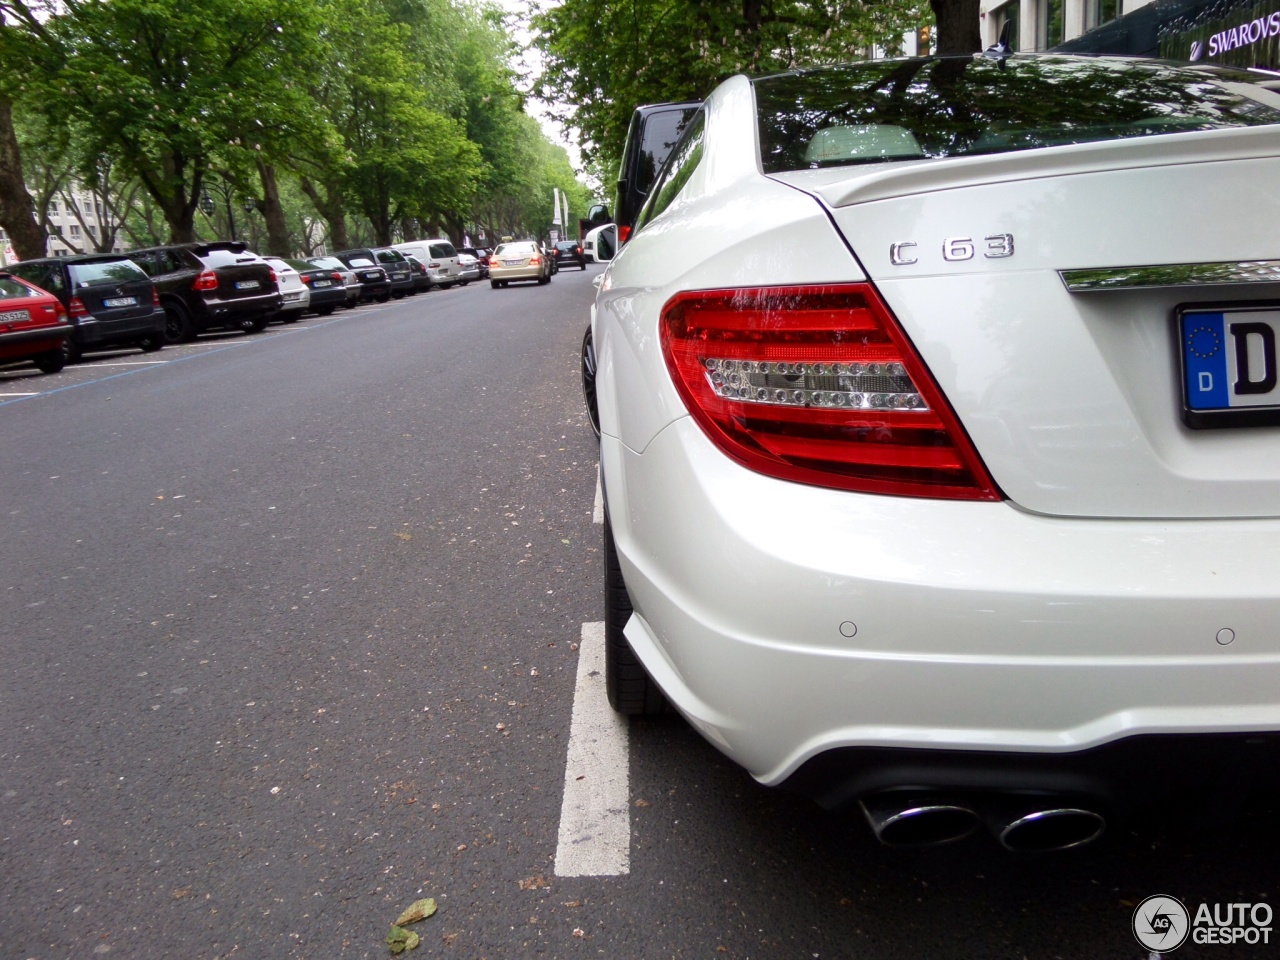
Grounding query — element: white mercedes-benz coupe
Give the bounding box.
[590,53,1280,851]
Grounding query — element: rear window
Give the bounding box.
[68,260,147,287]
[346,257,375,267]
[375,249,406,264]
[494,243,536,257]
[754,55,1280,174]
[0,276,42,299]
[429,243,455,258]
[198,249,262,268]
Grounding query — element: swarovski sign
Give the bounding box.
[1190,9,1280,59]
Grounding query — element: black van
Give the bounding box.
[6,254,166,362]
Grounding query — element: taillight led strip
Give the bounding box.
[659,284,1001,500]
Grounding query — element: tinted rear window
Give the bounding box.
[375,249,406,264]
[199,249,262,268]
[68,260,147,286]
[754,55,1280,174]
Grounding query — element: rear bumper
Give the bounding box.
[75,308,166,346]
[193,292,282,329]
[0,325,69,358]
[605,418,1280,787]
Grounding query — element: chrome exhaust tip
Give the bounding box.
[995,806,1106,852]
[859,793,980,848]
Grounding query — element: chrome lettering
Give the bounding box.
[889,242,918,265]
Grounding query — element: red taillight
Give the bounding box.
[529,256,541,265]
[331,272,343,282]
[428,261,441,268]
[618,224,632,244]
[488,257,497,266]
[68,296,89,318]
[151,286,160,307]
[268,267,278,284]
[54,301,69,323]
[299,274,312,285]
[193,270,218,291]
[659,285,1000,500]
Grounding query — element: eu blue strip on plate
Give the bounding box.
[1182,312,1228,411]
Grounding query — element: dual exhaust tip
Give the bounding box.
[859,792,1106,852]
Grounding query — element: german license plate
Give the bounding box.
[504,259,523,266]
[0,309,28,323]
[103,296,136,307]
[235,280,260,291]
[313,279,331,287]
[1180,303,1280,428]
[362,272,380,280]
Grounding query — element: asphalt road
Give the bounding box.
[1,268,1276,960]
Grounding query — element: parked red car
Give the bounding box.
[0,272,72,374]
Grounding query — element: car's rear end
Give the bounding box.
[189,243,282,333]
[597,55,1280,848]
[373,248,414,298]
[264,257,309,321]
[63,257,165,355]
[290,259,351,315]
[489,242,547,285]
[0,273,71,373]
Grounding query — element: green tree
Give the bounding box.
[532,0,940,175]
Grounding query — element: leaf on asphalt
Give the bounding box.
[518,875,549,890]
[393,532,412,541]
[386,925,420,953]
[395,898,438,925]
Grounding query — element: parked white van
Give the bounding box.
[393,239,460,288]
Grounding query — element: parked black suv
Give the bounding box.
[334,247,414,299]
[6,254,166,362]
[553,240,587,271]
[128,241,282,343]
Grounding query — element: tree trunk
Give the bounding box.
[931,0,983,55]
[299,175,349,251]
[0,97,47,260]
[256,160,291,257]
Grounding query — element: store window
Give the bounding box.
[1086,0,1120,30]
[1043,0,1064,48]
[993,0,1020,50]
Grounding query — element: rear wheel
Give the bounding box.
[138,333,164,353]
[604,513,666,716]
[280,312,299,324]
[490,280,500,289]
[316,305,336,317]
[581,325,600,439]
[538,273,550,285]
[163,302,195,344]
[34,345,67,374]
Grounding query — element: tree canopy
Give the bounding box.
[0,0,593,259]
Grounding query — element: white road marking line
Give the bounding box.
[0,392,39,397]
[593,465,603,524]
[555,621,630,877]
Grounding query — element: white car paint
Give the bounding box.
[593,55,1280,811]
[264,257,309,315]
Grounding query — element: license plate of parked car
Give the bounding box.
[103,297,136,307]
[235,280,259,290]
[1180,304,1280,427]
[313,280,331,287]
[0,309,29,323]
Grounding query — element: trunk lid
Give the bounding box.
[773,128,1280,519]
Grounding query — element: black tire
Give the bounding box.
[490,280,500,289]
[241,314,269,333]
[280,312,299,324]
[604,513,666,715]
[64,337,83,364]
[377,294,391,303]
[138,333,164,353]
[538,273,550,285]
[34,345,67,374]
[316,305,336,317]
[581,325,600,439]
[460,279,470,286]
[163,302,195,344]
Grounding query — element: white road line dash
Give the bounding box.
[593,465,603,524]
[555,621,630,877]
